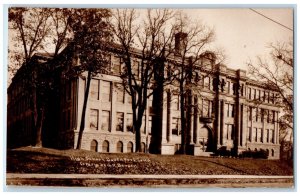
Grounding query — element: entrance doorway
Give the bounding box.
[199,125,214,152]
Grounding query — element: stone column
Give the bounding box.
[193,96,199,144]
[190,95,194,144]
[241,103,248,147]
[162,91,168,144]
[167,91,172,143]
[262,108,265,144]
[216,100,221,146]
[110,82,116,133]
[276,111,279,144]
[220,100,225,146]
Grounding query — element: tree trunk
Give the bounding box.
[134,108,143,152]
[32,86,41,147]
[76,70,92,149]
[135,123,141,152]
[35,107,44,147]
[180,82,187,154]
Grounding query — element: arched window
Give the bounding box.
[102,140,109,153]
[127,141,133,153]
[254,148,257,152]
[266,149,270,156]
[117,141,123,153]
[271,149,275,157]
[90,140,98,152]
[141,142,146,153]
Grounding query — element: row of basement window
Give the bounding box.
[90,140,146,153]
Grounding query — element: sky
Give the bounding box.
[182,8,293,71]
[6,7,294,77]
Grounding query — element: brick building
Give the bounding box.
[7,41,281,159]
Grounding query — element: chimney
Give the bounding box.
[175,32,188,55]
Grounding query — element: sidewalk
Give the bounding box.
[6,173,294,188]
[6,173,294,179]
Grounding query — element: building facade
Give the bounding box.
[7,43,281,159]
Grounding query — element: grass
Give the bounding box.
[6,147,293,176]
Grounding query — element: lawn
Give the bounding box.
[6,147,293,176]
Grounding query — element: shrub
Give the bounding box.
[241,149,268,159]
[215,146,231,157]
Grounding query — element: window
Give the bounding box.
[90,140,98,152]
[126,113,133,132]
[271,129,275,143]
[227,104,234,117]
[101,111,110,131]
[141,142,146,153]
[266,129,270,143]
[257,128,262,142]
[101,81,111,102]
[204,76,210,90]
[248,107,252,121]
[112,55,121,74]
[173,94,180,110]
[232,83,236,95]
[90,109,99,130]
[270,92,274,104]
[261,109,264,122]
[266,92,269,103]
[248,88,251,99]
[247,127,251,141]
[141,115,146,134]
[271,149,275,157]
[258,90,261,100]
[132,60,140,78]
[172,117,180,135]
[127,142,134,153]
[272,111,275,124]
[115,83,124,103]
[117,141,123,153]
[203,99,211,117]
[257,108,261,122]
[148,116,152,135]
[254,128,258,142]
[227,81,230,94]
[90,79,99,100]
[102,140,109,152]
[116,112,124,132]
[241,84,244,96]
[254,108,258,122]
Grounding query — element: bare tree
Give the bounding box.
[9,8,56,147]
[170,13,216,154]
[9,8,79,147]
[112,9,175,152]
[68,8,112,149]
[247,40,293,159]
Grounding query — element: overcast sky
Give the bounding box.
[182,8,293,71]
